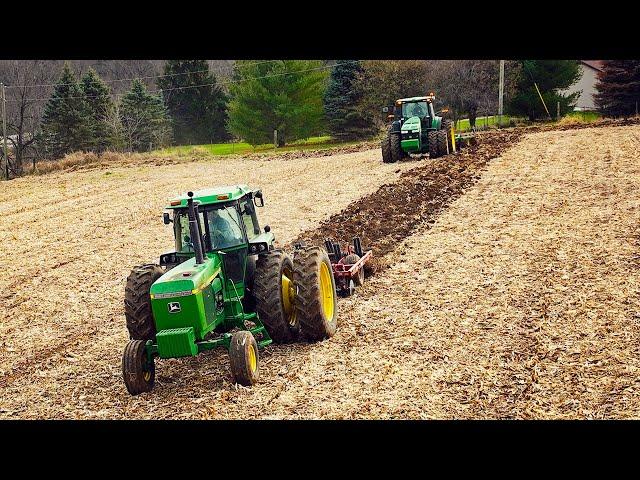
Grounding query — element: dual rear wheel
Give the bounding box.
[255,247,338,343]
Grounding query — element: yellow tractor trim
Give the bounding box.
[248,344,257,373]
[281,272,297,326]
[319,262,335,319]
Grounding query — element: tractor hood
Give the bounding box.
[401,116,422,133]
[150,255,222,299]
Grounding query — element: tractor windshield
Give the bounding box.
[206,206,245,250]
[402,101,428,118]
[174,204,245,253]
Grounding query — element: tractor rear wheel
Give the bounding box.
[428,131,441,158]
[390,132,403,163]
[437,129,449,156]
[441,119,454,152]
[294,247,338,341]
[254,250,300,343]
[343,253,364,287]
[125,264,164,341]
[122,339,155,395]
[381,131,393,163]
[229,331,259,386]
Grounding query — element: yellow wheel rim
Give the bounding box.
[143,369,151,382]
[319,262,334,320]
[248,344,257,373]
[281,269,297,326]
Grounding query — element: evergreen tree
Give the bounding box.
[324,60,376,140]
[228,60,328,146]
[80,68,114,152]
[157,60,229,145]
[40,63,93,158]
[119,79,171,152]
[507,60,582,121]
[594,60,640,117]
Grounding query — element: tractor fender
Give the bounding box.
[432,116,442,130]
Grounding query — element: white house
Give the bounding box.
[562,60,604,111]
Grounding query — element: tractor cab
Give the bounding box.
[395,95,437,128]
[160,185,272,277]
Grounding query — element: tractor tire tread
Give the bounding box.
[293,247,338,342]
[124,264,164,341]
[254,251,298,343]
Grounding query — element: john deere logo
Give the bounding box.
[168,302,181,313]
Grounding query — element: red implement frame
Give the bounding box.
[324,237,373,296]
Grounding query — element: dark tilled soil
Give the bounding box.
[289,129,524,264]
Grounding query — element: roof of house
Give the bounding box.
[581,60,604,72]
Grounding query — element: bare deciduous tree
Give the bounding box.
[0,60,63,175]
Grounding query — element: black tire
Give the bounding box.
[428,130,441,158]
[125,264,164,341]
[294,247,338,341]
[437,129,449,156]
[122,339,155,395]
[343,253,364,287]
[389,131,403,163]
[441,119,454,152]
[254,250,299,343]
[381,132,393,163]
[229,331,259,386]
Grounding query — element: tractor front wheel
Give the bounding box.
[125,264,164,341]
[229,331,259,386]
[254,250,299,343]
[389,132,403,163]
[428,131,441,158]
[381,131,393,163]
[294,247,338,341]
[122,339,155,395]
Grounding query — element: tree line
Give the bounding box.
[1,59,638,178]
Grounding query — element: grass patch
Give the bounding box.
[156,135,356,157]
[559,111,601,124]
[455,115,512,132]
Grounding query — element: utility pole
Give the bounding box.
[1,83,8,180]
[498,60,505,128]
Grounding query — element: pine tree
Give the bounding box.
[40,63,93,158]
[228,60,328,146]
[507,60,582,121]
[324,61,376,140]
[594,60,640,117]
[80,68,114,152]
[119,79,171,152]
[157,60,229,145]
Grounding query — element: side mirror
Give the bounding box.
[264,225,271,233]
[163,212,172,224]
[382,106,389,113]
[253,190,264,207]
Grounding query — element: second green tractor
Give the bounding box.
[381,93,456,163]
[122,185,338,395]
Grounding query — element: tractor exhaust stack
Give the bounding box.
[187,191,205,265]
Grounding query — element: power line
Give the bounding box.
[5,61,355,104]
[4,59,286,90]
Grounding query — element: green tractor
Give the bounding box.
[381,93,456,163]
[122,185,338,395]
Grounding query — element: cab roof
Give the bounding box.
[397,96,432,103]
[166,185,253,209]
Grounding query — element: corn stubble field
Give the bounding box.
[1,122,639,419]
